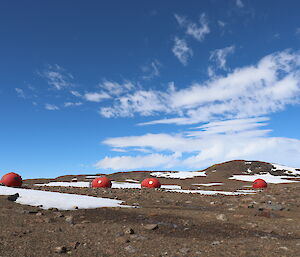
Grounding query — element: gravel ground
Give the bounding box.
[1,160,300,257]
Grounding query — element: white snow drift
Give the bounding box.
[0,186,130,210]
[150,171,206,179]
[35,181,181,190]
[229,174,299,184]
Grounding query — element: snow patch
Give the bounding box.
[35,181,181,190]
[151,171,206,179]
[165,189,255,195]
[271,163,300,176]
[35,181,90,187]
[85,175,98,179]
[125,179,139,183]
[0,186,130,210]
[192,183,223,187]
[229,174,299,184]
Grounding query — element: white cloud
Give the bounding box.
[236,0,244,8]
[172,37,193,65]
[45,104,59,111]
[64,102,83,107]
[70,90,81,97]
[100,80,134,96]
[141,59,161,80]
[95,153,180,170]
[295,28,300,36]
[95,117,300,170]
[174,13,210,41]
[84,92,111,102]
[209,45,235,70]
[100,50,300,125]
[15,88,26,98]
[39,65,73,90]
[218,20,226,27]
[99,90,170,118]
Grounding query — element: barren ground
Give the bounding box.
[1,161,300,257]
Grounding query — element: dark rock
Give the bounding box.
[49,208,59,211]
[28,210,39,214]
[7,193,19,202]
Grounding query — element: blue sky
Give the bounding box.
[1,0,300,179]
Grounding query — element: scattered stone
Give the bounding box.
[124,228,135,235]
[115,232,125,237]
[65,215,75,225]
[124,245,136,253]
[54,212,64,218]
[216,214,227,221]
[28,210,39,214]
[279,246,289,251]
[179,248,190,254]
[211,241,221,245]
[255,210,280,218]
[143,224,158,230]
[44,217,55,223]
[130,234,147,241]
[115,236,130,243]
[265,203,285,211]
[36,212,44,216]
[49,208,59,212]
[54,246,67,254]
[7,193,19,202]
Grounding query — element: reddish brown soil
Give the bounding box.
[1,160,300,257]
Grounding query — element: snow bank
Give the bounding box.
[192,183,223,187]
[229,174,299,184]
[0,186,130,210]
[151,171,206,179]
[35,181,181,190]
[165,189,255,195]
[271,163,300,176]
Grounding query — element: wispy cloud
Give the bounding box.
[95,117,300,170]
[218,20,226,28]
[100,80,134,96]
[64,102,83,107]
[39,64,73,90]
[15,88,26,98]
[84,92,111,102]
[95,153,180,170]
[70,90,81,97]
[99,50,300,125]
[174,13,210,41]
[99,89,169,118]
[209,45,235,70]
[235,0,244,8]
[141,59,161,80]
[45,104,59,111]
[172,37,193,65]
[295,28,300,36]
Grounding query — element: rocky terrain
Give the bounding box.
[0,160,300,257]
